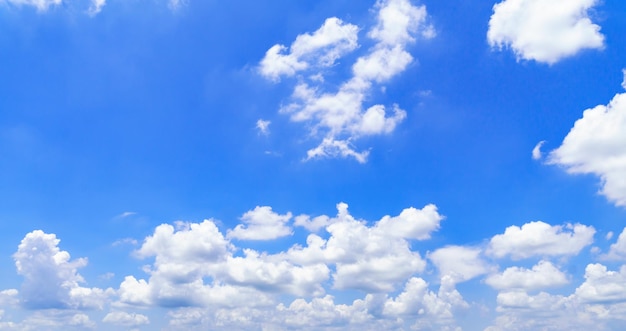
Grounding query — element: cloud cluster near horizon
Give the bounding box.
[2,202,626,330]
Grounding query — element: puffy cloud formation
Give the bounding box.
[260,0,435,162]
[163,276,467,331]
[13,230,113,310]
[486,262,626,330]
[8,208,626,329]
[549,76,626,207]
[119,202,443,307]
[488,221,595,260]
[575,264,626,303]
[603,227,626,260]
[485,260,569,291]
[259,17,359,81]
[487,0,604,64]
[286,203,442,292]
[428,246,491,283]
[227,206,293,240]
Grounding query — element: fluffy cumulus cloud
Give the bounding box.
[13,230,113,310]
[487,0,604,64]
[428,246,491,283]
[163,276,467,331]
[486,262,626,331]
[488,221,595,260]
[549,75,626,207]
[227,206,293,240]
[485,260,569,291]
[260,0,435,162]
[115,202,444,312]
[575,264,626,303]
[9,208,626,329]
[287,203,442,292]
[603,227,626,260]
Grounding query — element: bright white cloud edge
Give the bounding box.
[487,0,604,64]
[549,71,626,207]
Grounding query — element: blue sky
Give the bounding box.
[1,0,626,329]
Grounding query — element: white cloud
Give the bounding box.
[165,277,466,331]
[10,207,626,330]
[219,250,329,297]
[489,291,580,330]
[485,260,569,291]
[532,140,545,160]
[13,230,112,310]
[383,276,468,329]
[102,311,149,327]
[120,217,328,305]
[135,220,231,263]
[368,0,433,45]
[428,246,491,283]
[548,78,626,207]
[227,206,293,241]
[256,119,271,135]
[121,202,442,301]
[259,17,359,81]
[487,0,604,64]
[286,203,443,292]
[260,0,434,162]
[622,69,626,90]
[603,228,626,260]
[486,262,626,330]
[293,214,332,233]
[488,221,595,260]
[121,220,244,307]
[575,264,626,303]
